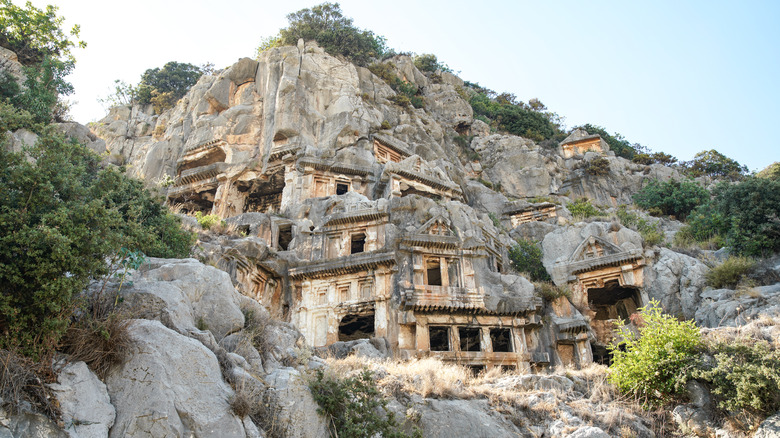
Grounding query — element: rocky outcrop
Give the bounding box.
[49,361,115,438]
[106,319,249,438]
[644,248,710,320]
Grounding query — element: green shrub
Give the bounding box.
[487,212,501,229]
[688,177,780,256]
[275,3,387,67]
[380,120,391,130]
[508,239,550,282]
[0,131,193,358]
[467,88,563,142]
[681,149,748,181]
[136,62,202,111]
[608,300,703,406]
[567,198,602,219]
[705,256,755,289]
[413,53,450,73]
[584,157,610,176]
[616,206,664,247]
[309,368,418,438]
[693,339,780,419]
[194,212,224,231]
[632,179,708,220]
[534,282,570,301]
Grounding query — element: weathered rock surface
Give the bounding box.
[755,412,780,438]
[48,361,115,438]
[644,248,710,319]
[695,283,780,328]
[106,319,248,437]
[119,258,245,341]
[264,368,329,438]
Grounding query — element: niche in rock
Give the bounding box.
[338,313,374,342]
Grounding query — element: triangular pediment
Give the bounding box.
[569,235,622,262]
[417,215,454,237]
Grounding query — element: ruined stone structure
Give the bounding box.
[560,132,609,159]
[95,45,679,372]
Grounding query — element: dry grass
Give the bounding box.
[0,349,59,419]
[60,312,133,380]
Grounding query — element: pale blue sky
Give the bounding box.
[20,0,780,171]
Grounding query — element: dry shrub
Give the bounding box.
[241,303,272,355]
[0,349,58,419]
[60,312,132,379]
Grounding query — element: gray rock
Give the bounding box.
[48,361,115,438]
[415,398,521,438]
[672,404,714,437]
[0,407,67,438]
[106,319,246,437]
[264,368,328,438]
[120,258,245,341]
[755,412,780,438]
[566,426,610,438]
[644,248,709,319]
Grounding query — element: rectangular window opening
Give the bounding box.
[429,326,449,351]
[490,328,513,352]
[459,327,481,352]
[351,233,366,254]
[336,182,349,195]
[277,224,292,251]
[426,258,442,286]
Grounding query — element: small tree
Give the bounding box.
[276,2,387,67]
[136,61,203,112]
[608,300,702,406]
[682,149,748,180]
[508,239,550,282]
[632,178,709,220]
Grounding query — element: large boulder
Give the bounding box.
[106,319,248,437]
[120,258,245,341]
[48,361,115,438]
[264,368,329,438]
[644,248,709,319]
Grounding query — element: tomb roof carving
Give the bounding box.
[401,216,460,248]
[324,207,389,226]
[372,134,412,157]
[383,155,462,193]
[555,235,644,276]
[502,200,557,215]
[560,134,602,146]
[288,251,395,279]
[400,287,485,312]
[175,162,230,185]
[167,179,219,197]
[297,157,373,176]
[183,139,226,156]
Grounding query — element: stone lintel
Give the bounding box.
[288,252,395,279]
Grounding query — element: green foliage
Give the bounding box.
[608,300,703,406]
[693,339,780,418]
[467,86,563,142]
[705,256,755,289]
[578,124,645,160]
[487,212,501,229]
[413,53,450,73]
[98,79,138,108]
[309,368,418,438]
[0,1,83,125]
[681,149,748,180]
[584,157,610,176]
[534,282,570,302]
[255,35,282,56]
[632,152,677,166]
[194,212,224,231]
[380,120,391,130]
[508,239,550,282]
[757,162,780,180]
[136,61,202,112]
[688,177,780,256]
[0,99,37,132]
[0,130,193,358]
[567,198,602,219]
[0,0,85,66]
[368,62,424,108]
[615,206,664,247]
[276,3,387,67]
[632,179,709,220]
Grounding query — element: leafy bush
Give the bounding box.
[195,211,224,231]
[567,198,602,219]
[681,149,748,180]
[0,131,193,358]
[693,339,780,419]
[309,368,418,438]
[608,300,703,406]
[275,3,387,67]
[509,239,550,282]
[534,282,570,301]
[413,53,450,73]
[688,177,780,256]
[632,152,677,166]
[705,256,755,289]
[467,89,562,142]
[368,62,423,108]
[632,179,709,220]
[584,157,610,176]
[757,162,780,180]
[615,206,664,247]
[136,61,202,112]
